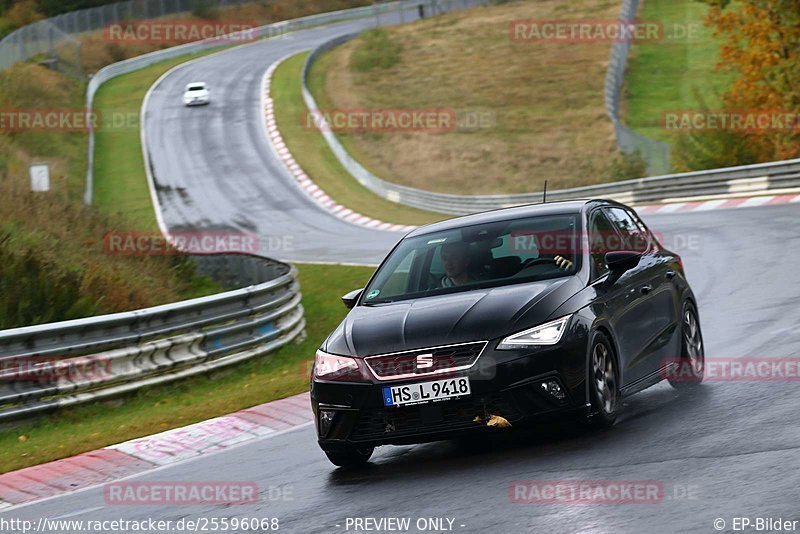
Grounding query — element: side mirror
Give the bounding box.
[604,251,641,285]
[341,288,364,309]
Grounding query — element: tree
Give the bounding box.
[5,0,43,27]
[699,0,800,162]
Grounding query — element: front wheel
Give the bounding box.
[586,331,619,428]
[668,302,704,390]
[323,446,374,468]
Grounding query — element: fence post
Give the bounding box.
[47,25,55,62]
[18,29,25,60]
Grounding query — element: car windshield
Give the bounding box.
[363,214,581,304]
[187,85,205,91]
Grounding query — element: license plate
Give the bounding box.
[383,377,471,407]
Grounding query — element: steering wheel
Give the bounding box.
[520,257,560,269]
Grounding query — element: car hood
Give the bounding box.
[324,276,583,357]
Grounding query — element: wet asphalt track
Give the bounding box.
[5,13,800,534]
[6,203,800,533]
[142,16,410,265]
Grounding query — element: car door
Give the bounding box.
[586,208,647,388]
[604,207,676,386]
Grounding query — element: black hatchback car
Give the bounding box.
[311,199,704,467]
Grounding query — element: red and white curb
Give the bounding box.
[261,60,416,233]
[0,393,312,509]
[635,193,800,215]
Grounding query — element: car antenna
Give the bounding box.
[542,180,548,203]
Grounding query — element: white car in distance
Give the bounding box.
[183,82,210,106]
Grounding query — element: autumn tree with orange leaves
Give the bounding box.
[674,0,800,171]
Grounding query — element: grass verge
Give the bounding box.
[0,62,220,328]
[624,0,733,143]
[271,53,445,226]
[310,0,638,194]
[0,262,374,473]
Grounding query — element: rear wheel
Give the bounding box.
[586,332,619,428]
[323,446,374,468]
[668,302,704,390]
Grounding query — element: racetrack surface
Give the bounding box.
[7,191,800,534]
[6,13,800,534]
[142,16,414,265]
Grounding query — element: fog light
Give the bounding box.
[540,380,566,401]
[318,410,336,438]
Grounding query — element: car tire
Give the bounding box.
[586,331,619,428]
[323,446,374,468]
[668,301,705,390]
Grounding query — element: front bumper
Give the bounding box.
[311,331,590,449]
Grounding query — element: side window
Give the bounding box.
[605,208,650,253]
[589,210,618,281]
[629,210,658,250]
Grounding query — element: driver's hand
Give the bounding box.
[554,255,574,270]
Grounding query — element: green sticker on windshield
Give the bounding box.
[366,290,380,299]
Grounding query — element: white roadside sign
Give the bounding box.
[29,163,50,192]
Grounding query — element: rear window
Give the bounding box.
[363,214,581,303]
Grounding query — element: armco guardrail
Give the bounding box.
[0,254,304,422]
[83,0,462,205]
[301,34,800,216]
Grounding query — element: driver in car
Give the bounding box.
[439,242,575,289]
[440,241,479,287]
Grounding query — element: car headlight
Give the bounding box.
[497,315,572,350]
[313,350,369,381]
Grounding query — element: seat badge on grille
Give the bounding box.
[416,354,434,369]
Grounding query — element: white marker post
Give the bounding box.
[29,163,50,192]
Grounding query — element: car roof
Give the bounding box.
[405,198,622,237]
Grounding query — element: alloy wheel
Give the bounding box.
[592,342,617,415]
[683,307,704,377]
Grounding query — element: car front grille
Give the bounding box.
[350,393,520,442]
[364,341,487,380]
